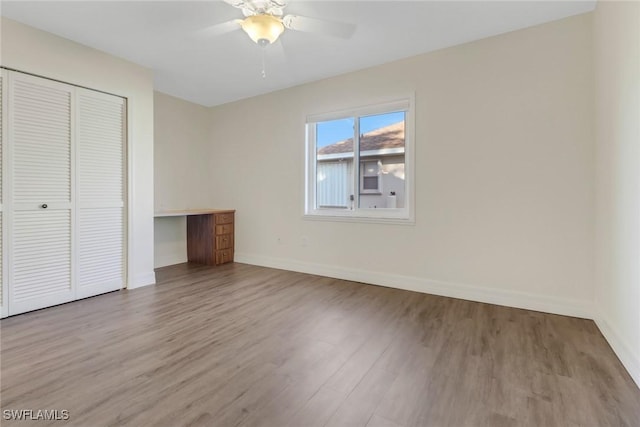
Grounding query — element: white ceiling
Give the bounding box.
[1,1,596,107]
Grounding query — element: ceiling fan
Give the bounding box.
[203,0,356,46]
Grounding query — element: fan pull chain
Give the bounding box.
[257,39,269,79]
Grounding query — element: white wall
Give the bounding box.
[593,0,640,387]
[360,155,406,209]
[153,91,211,267]
[1,17,156,288]
[206,13,595,317]
[154,216,187,269]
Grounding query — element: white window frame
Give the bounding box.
[304,97,415,224]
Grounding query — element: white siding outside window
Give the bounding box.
[317,161,353,208]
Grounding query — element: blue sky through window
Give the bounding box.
[316,111,405,148]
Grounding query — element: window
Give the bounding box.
[305,98,414,223]
[360,160,381,194]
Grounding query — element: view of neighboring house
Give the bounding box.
[316,120,405,209]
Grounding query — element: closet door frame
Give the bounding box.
[1,69,8,318]
[0,68,128,317]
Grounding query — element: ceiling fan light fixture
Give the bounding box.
[240,14,284,45]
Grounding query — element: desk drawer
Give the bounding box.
[215,249,233,265]
[215,213,234,225]
[215,224,233,235]
[215,234,233,250]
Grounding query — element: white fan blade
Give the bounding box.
[196,19,242,38]
[282,15,356,39]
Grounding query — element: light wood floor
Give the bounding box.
[1,263,639,427]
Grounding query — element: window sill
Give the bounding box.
[303,212,415,226]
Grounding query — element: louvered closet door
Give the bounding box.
[0,70,7,318]
[76,88,125,298]
[8,73,74,315]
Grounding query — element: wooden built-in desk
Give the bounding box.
[154,209,235,266]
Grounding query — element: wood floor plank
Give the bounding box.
[285,385,349,427]
[373,344,438,426]
[366,414,405,427]
[325,367,398,427]
[1,262,639,427]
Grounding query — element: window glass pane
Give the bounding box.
[362,176,378,190]
[363,161,379,176]
[358,111,406,209]
[316,117,355,209]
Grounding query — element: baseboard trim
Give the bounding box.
[234,252,594,319]
[128,271,156,289]
[594,313,640,388]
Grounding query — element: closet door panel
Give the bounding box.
[76,88,125,298]
[12,210,72,313]
[12,77,71,206]
[8,73,74,315]
[78,207,123,297]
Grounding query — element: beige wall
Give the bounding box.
[593,0,640,386]
[1,17,156,288]
[154,91,211,267]
[204,13,595,317]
